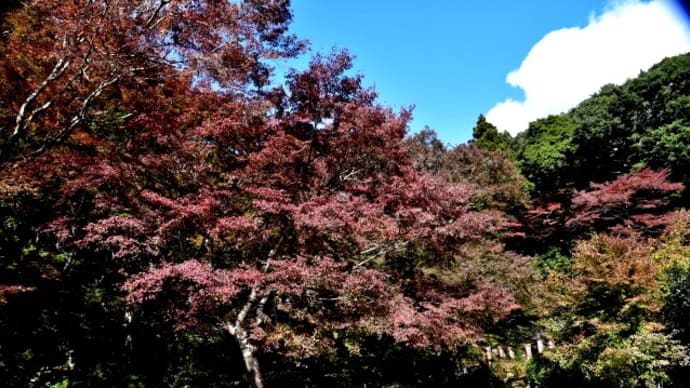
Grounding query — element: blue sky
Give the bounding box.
[278,1,690,145]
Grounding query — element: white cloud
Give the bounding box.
[486,0,690,136]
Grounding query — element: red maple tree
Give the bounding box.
[1,3,522,386]
[567,168,684,236]
[119,50,518,387]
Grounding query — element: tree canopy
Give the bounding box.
[1,2,690,387]
[0,2,525,386]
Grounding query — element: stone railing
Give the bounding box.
[483,338,556,363]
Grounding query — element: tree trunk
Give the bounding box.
[226,248,278,388]
[235,325,264,388]
[225,287,265,388]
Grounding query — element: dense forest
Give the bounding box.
[1,1,690,387]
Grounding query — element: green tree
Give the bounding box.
[516,53,690,204]
[568,84,636,187]
[517,114,576,196]
[633,118,690,206]
[470,114,515,157]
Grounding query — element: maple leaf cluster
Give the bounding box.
[567,168,684,235]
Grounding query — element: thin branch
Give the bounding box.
[27,75,120,158]
[263,235,284,271]
[339,167,360,182]
[8,57,71,144]
[354,240,411,269]
[145,0,170,28]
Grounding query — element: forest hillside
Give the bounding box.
[1,1,690,387]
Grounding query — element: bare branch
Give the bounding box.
[145,0,170,28]
[8,57,71,144]
[339,167,360,182]
[24,76,120,159]
[354,240,411,268]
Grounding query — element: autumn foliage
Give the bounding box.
[2,1,690,387]
[0,1,527,386]
[567,168,684,235]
